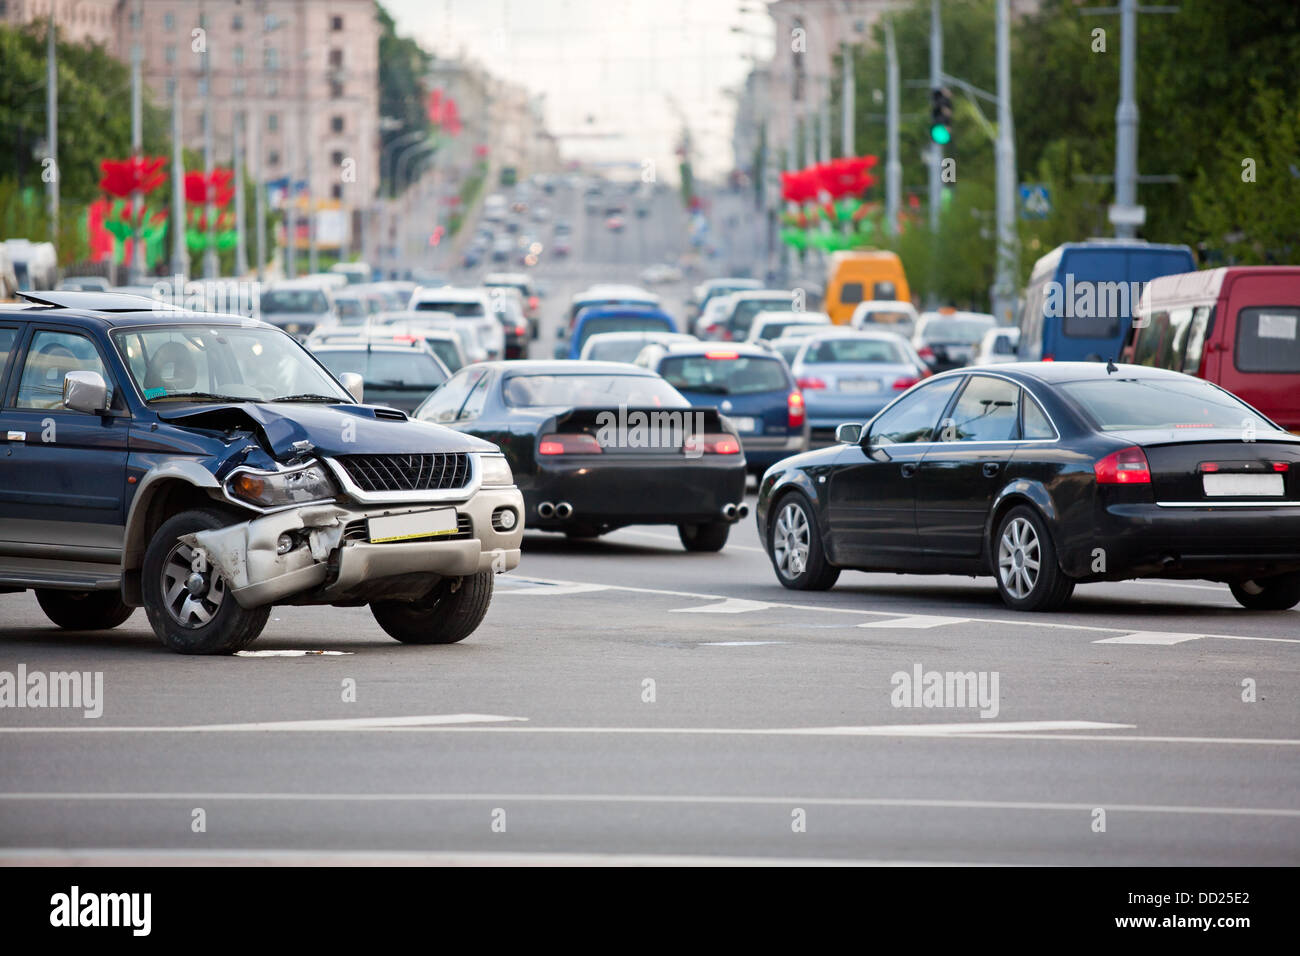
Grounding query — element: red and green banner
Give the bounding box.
[90,157,170,267]
[779,155,887,250]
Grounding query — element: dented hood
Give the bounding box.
[155,402,496,461]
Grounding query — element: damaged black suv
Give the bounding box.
[0,292,524,653]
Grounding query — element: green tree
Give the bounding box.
[376,2,433,195]
[1189,85,1300,264]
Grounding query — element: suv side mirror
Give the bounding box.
[339,372,364,403]
[62,370,108,414]
[835,422,863,444]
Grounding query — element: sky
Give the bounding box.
[385,0,776,180]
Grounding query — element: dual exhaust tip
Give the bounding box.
[537,501,573,520]
[720,502,750,521]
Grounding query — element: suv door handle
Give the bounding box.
[982,462,1000,477]
[900,462,917,478]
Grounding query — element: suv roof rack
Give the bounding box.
[18,290,181,312]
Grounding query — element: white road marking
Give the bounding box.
[234,650,353,657]
[497,581,609,596]
[1094,631,1204,646]
[698,640,791,646]
[2,792,1296,818]
[671,598,775,614]
[0,848,1005,867]
[0,714,531,734]
[857,614,970,629]
[496,575,1300,645]
[1122,580,1229,593]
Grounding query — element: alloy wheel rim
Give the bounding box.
[161,541,226,628]
[773,503,811,578]
[997,517,1041,599]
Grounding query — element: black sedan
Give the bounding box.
[756,362,1300,610]
[413,361,749,551]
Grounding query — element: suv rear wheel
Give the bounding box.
[35,589,134,631]
[142,509,270,654]
[371,571,494,645]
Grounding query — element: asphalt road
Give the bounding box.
[1,184,1297,865]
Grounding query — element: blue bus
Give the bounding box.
[1017,240,1195,362]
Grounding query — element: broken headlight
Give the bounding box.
[226,463,338,509]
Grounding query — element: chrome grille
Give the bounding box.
[335,453,472,493]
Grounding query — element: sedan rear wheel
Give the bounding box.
[768,494,839,590]
[993,505,1074,611]
[1229,571,1300,610]
[678,521,730,553]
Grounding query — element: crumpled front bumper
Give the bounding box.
[181,488,524,608]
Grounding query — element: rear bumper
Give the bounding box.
[740,433,808,470]
[804,394,893,429]
[524,457,747,528]
[1060,501,1300,579]
[183,488,524,608]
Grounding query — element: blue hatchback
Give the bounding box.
[645,343,809,473]
[559,305,677,360]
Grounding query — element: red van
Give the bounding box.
[1124,266,1300,430]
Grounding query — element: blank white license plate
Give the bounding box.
[368,508,458,543]
[730,417,758,433]
[1203,473,1285,497]
[838,379,881,393]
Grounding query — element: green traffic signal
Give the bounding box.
[929,124,952,145]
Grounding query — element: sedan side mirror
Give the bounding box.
[62,370,108,414]
[835,422,863,444]
[339,372,364,403]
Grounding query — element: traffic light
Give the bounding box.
[930,87,953,146]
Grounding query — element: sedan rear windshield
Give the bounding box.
[921,319,993,344]
[415,301,485,318]
[803,338,906,364]
[731,297,793,333]
[260,289,329,314]
[503,373,687,408]
[1060,378,1275,431]
[315,350,448,389]
[658,355,789,396]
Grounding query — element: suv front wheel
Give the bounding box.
[142,509,271,654]
[371,571,494,645]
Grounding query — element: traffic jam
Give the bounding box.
[1,0,1297,893]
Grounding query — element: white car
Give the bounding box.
[746,310,831,343]
[850,299,919,339]
[694,293,737,338]
[579,330,696,364]
[375,309,490,365]
[974,326,1021,365]
[408,287,505,360]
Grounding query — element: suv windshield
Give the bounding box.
[1061,378,1277,432]
[113,325,351,403]
[260,289,329,314]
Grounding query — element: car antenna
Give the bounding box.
[1106,358,1118,374]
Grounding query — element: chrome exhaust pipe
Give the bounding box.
[721,503,738,520]
[736,503,750,519]
[554,501,574,520]
[537,501,555,519]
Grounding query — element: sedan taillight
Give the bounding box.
[1094,446,1151,484]
[539,433,603,455]
[892,376,921,390]
[685,433,741,455]
[788,390,805,428]
[796,376,826,390]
